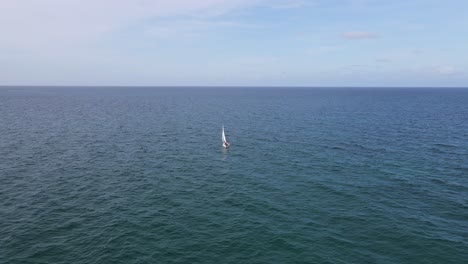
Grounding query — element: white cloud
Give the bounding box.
[144,19,259,39]
[374,49,423,64]
[306,45,341,56]
[342,31,378,39]
[0,0,264,50]
[270,0,310,9]
[233,56,281,65]
[0,0,269,85]
[433,65,458,75]
[376,58,391,63]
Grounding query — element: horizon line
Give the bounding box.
[1,85,467,89]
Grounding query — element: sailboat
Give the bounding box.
[222,126,230,148]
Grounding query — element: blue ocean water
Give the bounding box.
[1,87,467,263]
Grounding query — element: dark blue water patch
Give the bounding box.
[1,87,468,263]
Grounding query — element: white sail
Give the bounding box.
[222,126,227,143]
[222,126,230,148]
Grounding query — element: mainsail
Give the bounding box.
[222,126,227,144]
[222,126,230,148]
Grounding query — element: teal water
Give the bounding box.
[1,87,467,263]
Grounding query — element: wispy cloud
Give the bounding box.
[0,0,264,50]
[342,31,378,39]
[270,0,310,9]
[306,45,341,56]
[376,58,391,63]
[234,56,281,65]
[2,0,468,86]
[375,49,423,63]
[144,19,259,39]
[432,65,459,75]
[340,64,371,71]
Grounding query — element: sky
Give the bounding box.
[1,0,467,87]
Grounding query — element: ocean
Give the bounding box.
[1,87,467,263]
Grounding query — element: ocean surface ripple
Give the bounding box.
[1,87,468,263]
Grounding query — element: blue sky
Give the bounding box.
[1,0,467,86]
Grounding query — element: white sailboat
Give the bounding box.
[222,126,230,148]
